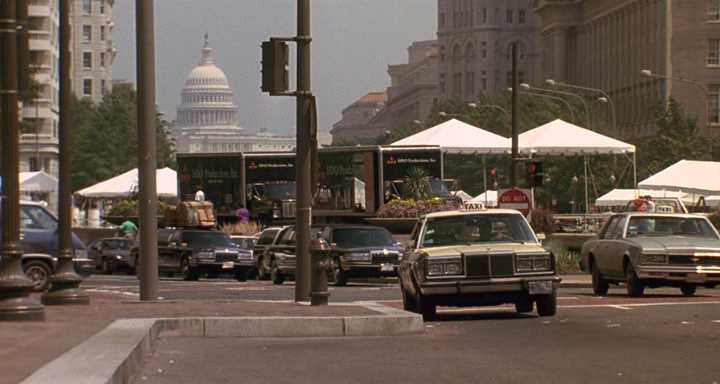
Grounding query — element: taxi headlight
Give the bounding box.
[516,254,552,272]
[641,254,667,264]
[426,259,463,276]
[237,252,253,260]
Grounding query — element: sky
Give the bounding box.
[112,0,437,136]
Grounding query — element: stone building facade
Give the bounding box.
[331,40,440,144]
[71,0,115,102]
[534,0,720,138]
[437,0,543,100]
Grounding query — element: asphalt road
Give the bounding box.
[80,275,720,383]
[135,302,720,384]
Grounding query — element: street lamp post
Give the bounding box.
[509,87,577,122]
[42,0,90,305]
[525,83,591,130]
[0,0,45,321]
[640,69,710,129]
[547,79,617,137]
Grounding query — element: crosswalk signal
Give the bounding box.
[261,39,289,94]
[527,161,544,187]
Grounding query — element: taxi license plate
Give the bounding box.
[686,273,706,284]
[381,263,394,272]
[222,261,235,269]
[528,281,553,295]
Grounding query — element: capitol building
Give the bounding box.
[171,36,295,154]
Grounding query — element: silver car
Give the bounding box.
[581,213,720,297]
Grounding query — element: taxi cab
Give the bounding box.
[398,206,560,320]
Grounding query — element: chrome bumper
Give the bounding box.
[420,275,561,296]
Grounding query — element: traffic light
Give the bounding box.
[527,161,544,187]
[261,39,289,94]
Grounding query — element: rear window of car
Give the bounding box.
[332,228,394,248]
[258,229,279,245]
[183,231,235,248]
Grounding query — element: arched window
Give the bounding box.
[465,42,476,60]
[453,43,463,61]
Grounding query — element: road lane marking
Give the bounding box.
[610,305,633,310]
[86,288,139,298]
[560,300,720,309]
[712,320,720,323]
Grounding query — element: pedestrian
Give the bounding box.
[236,206,250,224]
[194,185,205,202]
[119,218,138,240]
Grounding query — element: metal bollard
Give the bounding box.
[310,238,331,306]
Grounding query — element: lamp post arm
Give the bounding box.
[538,87,591,129]
[554,81,617,136]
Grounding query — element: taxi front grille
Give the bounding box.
[466,254,514,278]
[669,256,720,266]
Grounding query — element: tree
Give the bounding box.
[71,87,175,190]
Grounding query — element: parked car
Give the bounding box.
[581,212,720,297]
[323,225,402,286]
[0,201,94,292]
[398,209,560,320]
[132,228,253,281]
[230,235,257,251]
[253,227,286,280]
[88,237,136,274]
[266,224,403,286]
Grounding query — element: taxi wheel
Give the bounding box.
[680,284,697,297]
[416,292,436,321]
[23,260,52,292]
[591,266,610,296]
[270,260,285,285]
[401,288,416,311]
[625,263,645,297]
[536,291,557,317]
[235,269,249,282]
[181,258,199,281]
[515,297,534,313]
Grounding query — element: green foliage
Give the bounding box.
[71,87,175,190]
[402,167,431,200]
[529,208,555,235]
[377,198,460,218]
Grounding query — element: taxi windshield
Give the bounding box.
[421,214,535,247]
[626,217,719,239]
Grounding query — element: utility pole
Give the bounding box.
[43,0,89,305]
[136,0,158,301]
[510,43,519,188]
[0,0,44,320]
[295,0,312,302]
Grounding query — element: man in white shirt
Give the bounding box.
[194,185,205,202]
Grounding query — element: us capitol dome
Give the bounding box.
[171,35,295,154]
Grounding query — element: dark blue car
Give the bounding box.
[0,202,93,291]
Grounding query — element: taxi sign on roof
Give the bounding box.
[462,201,486,211]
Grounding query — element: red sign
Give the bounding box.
[498,188,531,216]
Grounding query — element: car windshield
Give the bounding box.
[183,231,235,248]
[421,214,536,247]
[429,179,450,197]
[264,183,296,200]
[20,205,58,231]
[332,228,395,248]
[626,217,719,239]
[106,239,134,250]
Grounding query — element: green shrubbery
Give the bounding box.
[377,198,461,218]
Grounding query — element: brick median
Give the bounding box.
[0,292,376,384]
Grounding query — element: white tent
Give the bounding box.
[518,119,636,155]
[704,196,720,207]
[19,171,57,192]
[391,118,509,154]
[596,189,689,207]
[519,119,638,215]
[639,160,720,196]
[451,190,473,202]
[75,167,177,198]
[471,190,498,207]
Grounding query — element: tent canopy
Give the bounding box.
[639,160,720,196]
[75,167,177,198]
[19,171,57,193]
[519,119,635,155]
[471,190,498,207]
[391,118,509,154]
[595,189,689,207]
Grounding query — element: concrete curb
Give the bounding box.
[20,303,422,384]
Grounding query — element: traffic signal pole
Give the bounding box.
[510,43,519,188]
[295,0,312,302]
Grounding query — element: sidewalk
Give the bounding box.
[0,292,398,384]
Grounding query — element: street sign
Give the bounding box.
[498,188,531,216]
